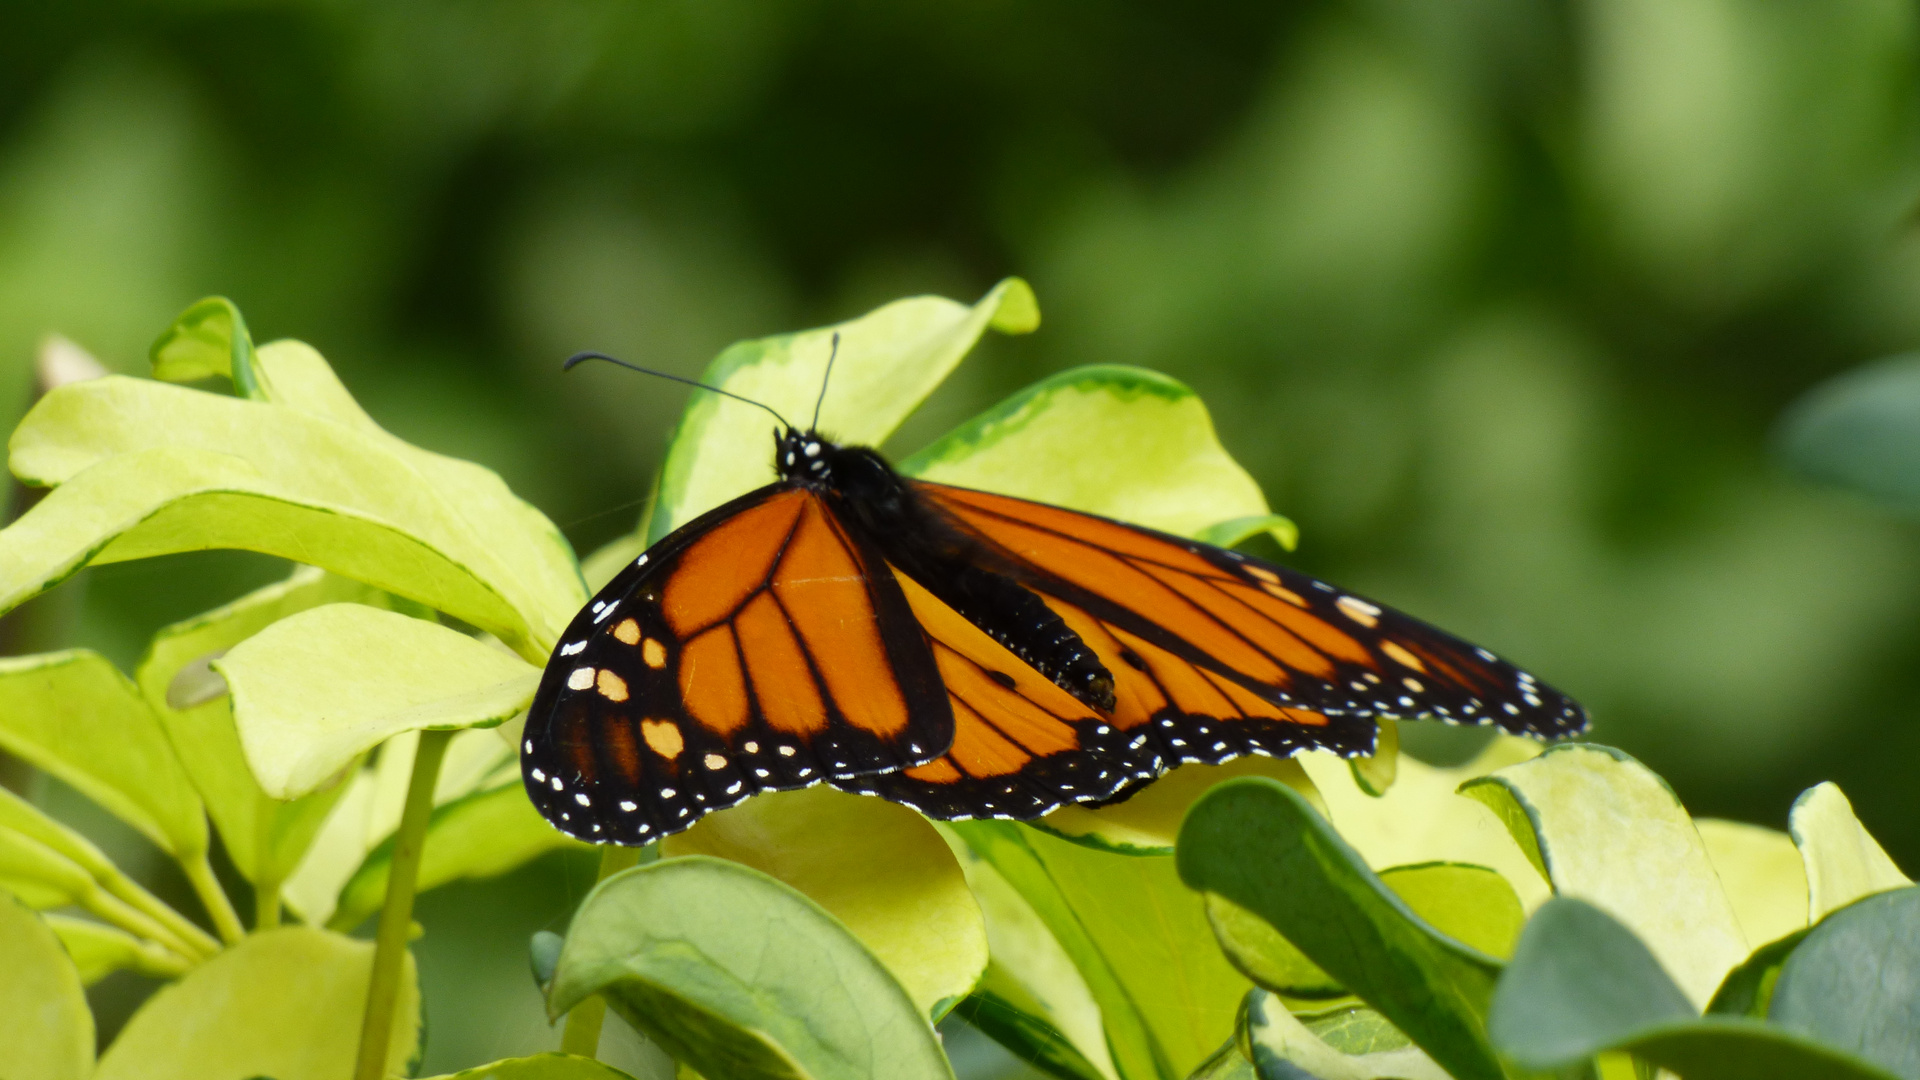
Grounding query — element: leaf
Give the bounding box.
[0,889,93,1080]
[1789,783,1911,922]
[419,1053,641,1079]
[1293,737,1550,912]
[0,823,97,909]
[1774,352,1920,512]
[1033,757,1325,856]
[1488,897,1899,1080]
[329,776,585,932]
[901,365,1277,543]
[648,279,1039,540]
[547,856,953,1080]
[938,826,1116,1080]
[1768,886,1920,1079]
[1707,927,1810,1018]
[136,565,391,885]
[1458,743,1749,1006]
[0,649,207,860]
[44,914,189,984]
[1242,990,1449,1080]
[1697,818,1810,949]
[1347,719,1397,797]
[1175,777,1507,1080]
[955,819,1255,1080]
[1206,862,1523,1000]
[215,603,539,799]
[149,295,259,395]
[93,926,420,1080]
[5,362,584,656]
[662,787,987,1020]
[1194,514,1299,553]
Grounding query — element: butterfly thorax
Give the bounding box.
[774,427,1118,712]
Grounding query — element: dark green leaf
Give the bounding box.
[1769,886,1920,1079]
[1707,929,1809,1018]
[1775,353,1920,512]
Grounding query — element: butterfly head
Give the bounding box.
[775,427,842,484]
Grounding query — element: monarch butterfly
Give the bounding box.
[521,356,1587,844]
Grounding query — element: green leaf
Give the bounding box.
[901,365,1276,543]
[1242,990,1449,1080]
[419,1053,640,1079]
[329,776,584,932]
[93,926,420,1080]
[1707,927,1809,1018]
[1194,514,1299,553]
[1176,777,1507,1080]
[1347,719,1397,797]
[4,364,584,656]
[1774,352,1920,512]
[215,603,539,799]
[0,889,93,1080]
[0,817,99,910]
[136,565,392,885]
[1789,783,1911,922]
[1697,818,1810,950]
[0,649,207,860]
[1458,743,1749,1006]
[648,279,1038,540]
[662,787,987,1020]
[1034,757,1325,856]
[955,819,1254,1080]
[1488,897,1899,1080]
[1296,737,1551,911]
[45,914,189,984]
[939,826,1116,1080]
[149,295,259,397]
[548,856,953,1080]
[1768,886,1920,1078]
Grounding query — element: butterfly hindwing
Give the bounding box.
[521,485,952,843]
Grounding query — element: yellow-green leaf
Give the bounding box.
[648,278,1038,540]
[0,889,93,1080]
[1242,990,1449,1080]
[0,649,206,860]
[93,927,420,1080]
[1697,818,1809,947]
[663,787,987,1019]
[1788,782,1910,922]
[418,1053,641,1079]
[1033,757,1324,856]
[1458,743,1748,1007]
[216,603,539,799]
[44,914,189,984]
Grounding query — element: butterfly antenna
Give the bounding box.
[810,332,839,433]
[563,351,793,430]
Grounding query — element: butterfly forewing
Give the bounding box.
[521,485,952,843]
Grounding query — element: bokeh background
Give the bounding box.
[2,1,1917,1073]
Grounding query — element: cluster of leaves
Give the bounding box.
[2,285,1914,1080]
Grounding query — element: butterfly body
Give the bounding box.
[522,426,1587,844]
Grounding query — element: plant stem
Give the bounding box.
[255,876,282,931]
[181,852,245,944]
[557,844,642,1058]
[98,868,221,958]
[352,728,452,1080]
[81,886,204,964]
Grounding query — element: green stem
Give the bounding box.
[352,728,452,1080]
[255,876,282,931]
[98,868,221,958]
[557,844,642,1058]
[181,852,245,944]
[80,886,202,966]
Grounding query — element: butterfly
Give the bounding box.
[520,369,1588,844]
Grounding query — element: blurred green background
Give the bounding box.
[2,0,1917,1073]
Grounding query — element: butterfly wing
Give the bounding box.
[917,480,1589,737]
[521,484,952,843]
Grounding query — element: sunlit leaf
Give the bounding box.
[649,278,1039,540]
[1347,719,1397,797]
[1697,818,1809,949]
[418,1053,641,1079]
[1177,777,1507,1080]
[44,914,189,984]
[902,364,1277,543]
[663,787,987,1020]
[5,359,584,655]
[1788,782,1910,922]
[330,776,584,932]
[93,927,420,1080]
[1242,990,1449,1080]
[215,603,539,799]
[548,856,953,1080]
[1768,886,1920,1078]
[1458,743,1748,1006]
[0,889,93,1080]
[149,295,259,396]
[954,819,1250,1080]
[0,649,206,860]
[1034,757,1324,856]
[1489,897,1897,1080]
[135,565,390,885]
